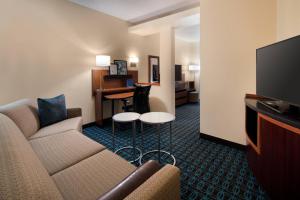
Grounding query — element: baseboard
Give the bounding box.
[199,132,246,151]
[82,118,112,129]
[84,122,246,150]
[82,122,96,129]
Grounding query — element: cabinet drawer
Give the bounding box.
[176,90,187,99]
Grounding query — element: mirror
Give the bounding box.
[148,55,160,85]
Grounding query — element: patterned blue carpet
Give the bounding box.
[83,104,268,200]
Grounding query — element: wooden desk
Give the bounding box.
[105,92,134,116]
[102,87,135,94]
[105,92,134,100]
[92,69,138,126]
[95,88,135,126]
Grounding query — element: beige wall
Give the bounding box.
[277,0,300,40]
[175,37,200,92]
[140,34,160,83]
[141,30,175,114]
[0,0,159,124]
[200,0,277,144]
[157,27,175,114]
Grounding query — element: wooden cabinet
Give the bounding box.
[259,117,286,199]
[175,90,188,106]
[285,130,300,199]
[245,98,300,199]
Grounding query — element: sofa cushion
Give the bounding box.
[0,99,40,138]
[30,130,106,175]
[38,94,67,127]
[52,150,136,200]
[0,113,63,200]
[30,117,82,139]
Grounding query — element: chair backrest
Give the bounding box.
[133,84,151,114]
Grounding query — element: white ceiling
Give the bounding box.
[69,0,200,24]
[129,7,199,37]
[176,25,200,42]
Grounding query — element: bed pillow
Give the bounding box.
[37,94,67,127]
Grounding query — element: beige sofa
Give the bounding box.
[0,99,180,200]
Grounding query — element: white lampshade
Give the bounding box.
[129,56,139,63]
[188,64,200,71]
[96,55,111,67]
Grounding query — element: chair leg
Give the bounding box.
[122,99,128,112]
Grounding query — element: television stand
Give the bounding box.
[245,94,300,199]
[257,100,290,114]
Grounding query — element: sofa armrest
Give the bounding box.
[98,160,161,200]
[124,164,180,200]
[67,108,82,119]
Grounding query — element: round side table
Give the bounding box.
[112,112,142,163]
[139,112,176,166]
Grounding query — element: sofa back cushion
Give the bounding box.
[0,113,63,200]
[0,99,40,138]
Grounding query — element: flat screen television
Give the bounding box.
[256,35,300,111]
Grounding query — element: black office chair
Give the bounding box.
[122,84,151,114]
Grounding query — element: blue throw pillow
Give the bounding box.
[37,94,67,127]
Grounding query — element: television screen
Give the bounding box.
[256,35,300,107]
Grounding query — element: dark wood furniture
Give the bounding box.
[188,81,195,90]
[175,65,182,81]
[103,75,132,80]
[245,94,300,199]
[92,69,138,126]
[175,90,188,106]
[175,81,197,106]
[105,92,134,100]
[175,81,188,106]
[104,92,134,116]
[188,91,199,103]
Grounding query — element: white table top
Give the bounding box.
[113,112,140,122]
[139,112,175,124]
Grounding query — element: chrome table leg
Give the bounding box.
[112,119,115,151]
[141,122,144,152]
[132,121,136,161]
[170,122,173,154]
[157,124,161,163]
